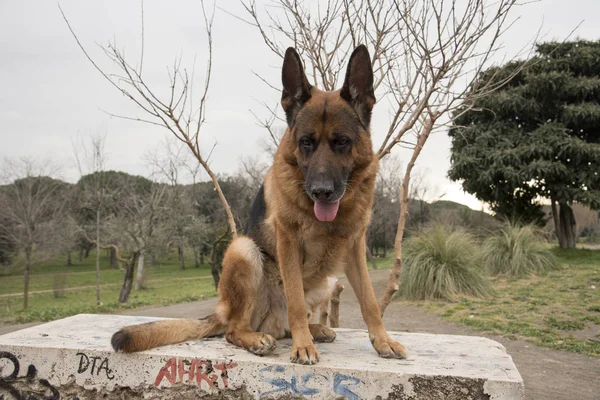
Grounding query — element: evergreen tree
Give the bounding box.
[449,40,600,248]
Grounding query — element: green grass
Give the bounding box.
[398,225,493,301]
[0,248,217,323]
[416,247,600,357]
[484,222,559,276]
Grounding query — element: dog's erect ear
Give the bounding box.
[340,45,376,128]
[281,47,312,127]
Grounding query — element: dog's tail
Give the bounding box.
[111,313,226,353]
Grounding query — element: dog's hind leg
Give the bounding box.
[309,323,336,343]
[216,237,277,355]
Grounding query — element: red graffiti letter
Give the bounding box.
[213,361,238,388]
[154,357,177,387]
[178,358,197,384]
[196,360,218,389]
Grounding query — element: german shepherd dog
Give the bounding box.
[111,45,407,365]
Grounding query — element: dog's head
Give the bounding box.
[280,45,376,222]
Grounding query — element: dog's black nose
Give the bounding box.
[311,186,334,201]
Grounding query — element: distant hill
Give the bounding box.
[428,200,497,232]
[430,200,481,212]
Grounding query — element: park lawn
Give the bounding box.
[0,248,218,323]
[0,249,213,294]
[412,247,600,357]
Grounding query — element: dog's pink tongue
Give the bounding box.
[314,200,340,222]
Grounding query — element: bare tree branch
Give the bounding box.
[60,0,238,239]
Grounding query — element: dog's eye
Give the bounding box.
[299,138,312,148]
[336,137,350,147]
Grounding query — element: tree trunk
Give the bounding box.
[200,251,204,265]
[419,200,426,226]
[178,246,185,271]
[95,208,101,306]
[23,246,31,310]
[551,196,567,248]
[379,117,434,315]
[67,251,72,266]
[119,252,139,303]
[151,253,158,266]
[210,247,220,289]
[382,227,387,257]
[559,203,577,249]
[109,247,117,267]
[193,247,200,268]
[134,251,145,290]
[78,247,84,263]
[84,244,92,259]
[366,247,377,270]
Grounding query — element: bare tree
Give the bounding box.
[0,159,68,309]
[73,134,111,306]
[146,138,191,273]
[59,0,239,240]
[408,168,443,228]
[369,155,402,257]
[110,179,168,301]
[239,156,269,190]
[240,0,532,314]
[76,173,169,302]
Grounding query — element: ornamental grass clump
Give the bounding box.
[484,222,559,277]
[400,225,492,301]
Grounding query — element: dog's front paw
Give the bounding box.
[372,334,408,359]
[290,342,320,365]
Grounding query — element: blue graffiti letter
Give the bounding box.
[333,373,361,400]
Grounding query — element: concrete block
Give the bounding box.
[0,314,524,399]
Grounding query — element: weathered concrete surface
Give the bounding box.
[0,314,523,399]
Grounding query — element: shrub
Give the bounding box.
[484,222,559,276]
[400,225,492,301]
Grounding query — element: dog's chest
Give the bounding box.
[299,227,347,277]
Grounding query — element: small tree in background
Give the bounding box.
[0,159,68,309]
[116,178,167,301]
[368,155,402,258]
[449,41,600,248]
[146,138,196,274]
[0,214,17,267]
[79,172,166,302]
[74,135,112,305]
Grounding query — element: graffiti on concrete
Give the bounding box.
[76,352,115,380]
[258,365,361,399]
[259,365,326,398]
[333,373,361,400]
[154,357,238,389]
[0,351,80,400]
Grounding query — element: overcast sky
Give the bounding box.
[1,0,598,210]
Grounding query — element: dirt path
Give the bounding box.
[1,270,598,400]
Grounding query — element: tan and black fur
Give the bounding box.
[111,45,407,365]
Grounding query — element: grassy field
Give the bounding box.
[407,248,600,357]
[0,249,218,323]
